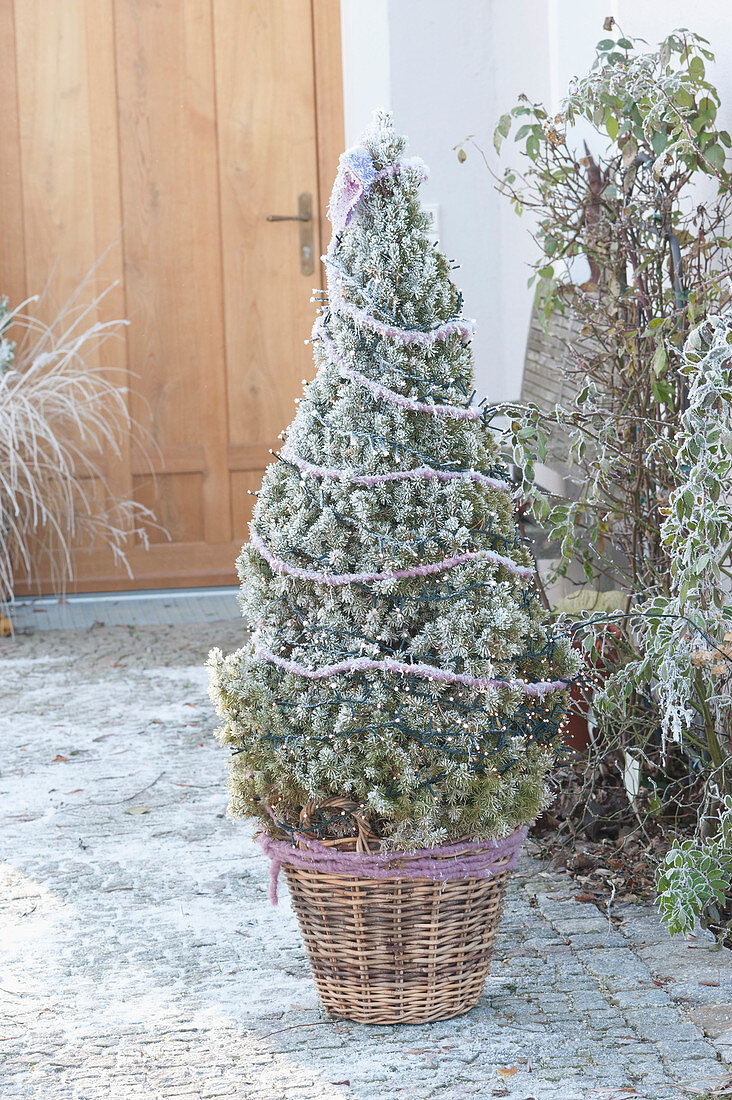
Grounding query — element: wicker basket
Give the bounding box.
[280,820,514,1024]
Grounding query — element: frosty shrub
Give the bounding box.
[460,25,732,749]
[646,310,732,935]
[657,797,732,935]
[624,312,732,753]
[459,22,732,933]
[209,113,581,850]
[464,25,732,810]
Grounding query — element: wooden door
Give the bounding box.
[1,0,343,593]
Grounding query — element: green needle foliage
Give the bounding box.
[209,113,580,850]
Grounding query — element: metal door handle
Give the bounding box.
[266,192,314,276]
[267,212,310,222]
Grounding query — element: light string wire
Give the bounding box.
[310,286,488,411]
[265,621,558,713]
[265,593,560,668]
[275,459,522,558]
[268,456,524,565]
[326,255,477,346]
[243,687,575,781]
[302,398,510,481]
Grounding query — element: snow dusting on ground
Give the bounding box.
[1,622,731,1099]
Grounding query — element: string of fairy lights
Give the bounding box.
[233,148,587,832]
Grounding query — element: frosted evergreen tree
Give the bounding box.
[209,113,581,850]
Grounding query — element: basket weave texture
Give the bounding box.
[272,803,520,1024]
[283,857,509,1024]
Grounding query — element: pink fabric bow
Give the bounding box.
[327,145,378,231]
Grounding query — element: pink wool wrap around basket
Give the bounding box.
[258,821,528,1024]
[259,823,527,905]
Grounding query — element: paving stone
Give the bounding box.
[564,931,629,951]
[551,917,611,934]
[670,1059,732,1086]
[623,1007,704,1041]
[610,987,676,1009]
[575,948,650,981]
[2,620,732,1100]
[653,1038,722,1060]
[689,1002,732,1038]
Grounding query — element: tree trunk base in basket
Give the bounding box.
[282,862,510,1024]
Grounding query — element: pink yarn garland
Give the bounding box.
[259,824,528,905]
[249,528,533,587]
[327,276,476,347]
[255,643,569,698]
[281,445,510,493]
[316,322,481,421]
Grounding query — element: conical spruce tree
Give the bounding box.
[209,112,581,850]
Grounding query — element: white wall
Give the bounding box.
[339,0,391,137]
[340,0,732,401]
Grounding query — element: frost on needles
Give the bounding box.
[208,112,581,850]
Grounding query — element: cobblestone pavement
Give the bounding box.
[3,622,732,1100]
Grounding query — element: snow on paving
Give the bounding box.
[1,622,731,1099]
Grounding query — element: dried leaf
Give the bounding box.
[621,138,638,166]
[125,805,150,815]
[497,1066,518,1077]
[52,755,68,763]
[0,614,11,637]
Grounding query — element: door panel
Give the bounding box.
[114,0,232,559]
[3,0,343,594]
[213,0,322,449]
